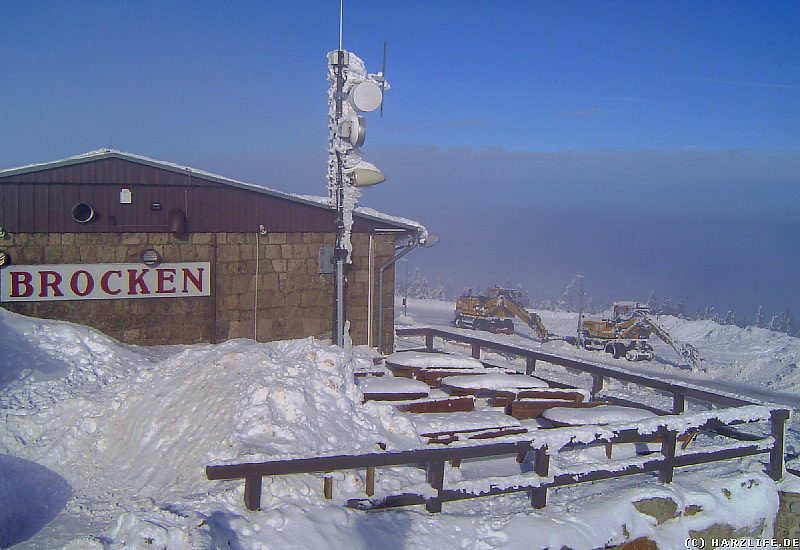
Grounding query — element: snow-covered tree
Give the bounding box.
[646,290,658,311]
[701,306,718,322]
[755,306,765,328]
[558,276,585,313]
[404,267,432,299]
[721,310,736,326]
[780,309,793,336]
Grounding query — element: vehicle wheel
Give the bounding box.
[474,319,484,331]
[612,343,626,359]
[604,343,616,355]
[454,315,463,328]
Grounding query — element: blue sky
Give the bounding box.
[2,1,799,318]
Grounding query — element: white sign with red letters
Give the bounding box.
[1,262,211,302]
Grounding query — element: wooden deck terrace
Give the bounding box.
[205,326,791,513]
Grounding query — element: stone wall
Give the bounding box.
[0,231,396,348]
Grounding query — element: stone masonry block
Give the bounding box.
[271,259,287,273]
[190,233,212,244]
[148,234,170,245]
[268,233,287,245]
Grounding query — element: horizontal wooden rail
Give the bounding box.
[207,408,787,512]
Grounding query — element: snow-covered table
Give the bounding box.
[384,351,485,371]
[384,351,516,388]
[541,405,657,427]
[440,372,549,397]
[358,376,430,402]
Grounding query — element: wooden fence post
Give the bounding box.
[471,342,481,360]
[672,393,686,414]
[525,357,536,375]
[244,476,262,511]
[658,427,677,484]
[531,447,550,509]
[426,461,445,513]
[591,374,604,398]
[366,467,375,497]
[324,476,333,499]
[425,332,434,351]
[769,409,789,481]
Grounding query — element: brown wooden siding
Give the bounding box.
[0,156,405,234]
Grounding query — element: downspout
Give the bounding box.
[254,229,260,341]
[367,233,375,347]
[376,235,421,354]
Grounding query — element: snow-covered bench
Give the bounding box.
[439,372,549,397]
[384,351,517,388]
[394,397,475,414]
[409,411,528,445]
[487,388,594,418]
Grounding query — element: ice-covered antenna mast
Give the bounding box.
[327,37,389,347]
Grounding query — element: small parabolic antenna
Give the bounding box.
[352,166,385,187]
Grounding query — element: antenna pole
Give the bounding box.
[332,49,347,347]
[338,0,343,50]
[576,275,585,348]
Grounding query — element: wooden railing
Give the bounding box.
[205,326,790,513]
[396,326,774,412]
[207,406,785,512]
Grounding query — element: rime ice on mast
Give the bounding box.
[326,48,388,261]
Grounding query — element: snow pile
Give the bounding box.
[658,317,800,391]
[0,309,420,547]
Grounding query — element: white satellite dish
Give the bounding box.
[348,80,383,112]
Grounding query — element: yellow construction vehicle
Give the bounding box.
[580,301,703,369]
[454,287,552,341]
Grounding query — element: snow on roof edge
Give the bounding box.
[0,149,427,235]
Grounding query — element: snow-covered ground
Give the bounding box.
[1,300,798,549]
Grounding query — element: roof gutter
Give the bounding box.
[376,231,438,353]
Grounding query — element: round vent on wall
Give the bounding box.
[71,203,95,224]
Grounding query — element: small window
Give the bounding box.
[71,203,95,224]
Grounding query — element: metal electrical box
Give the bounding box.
[318,245,335,274]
